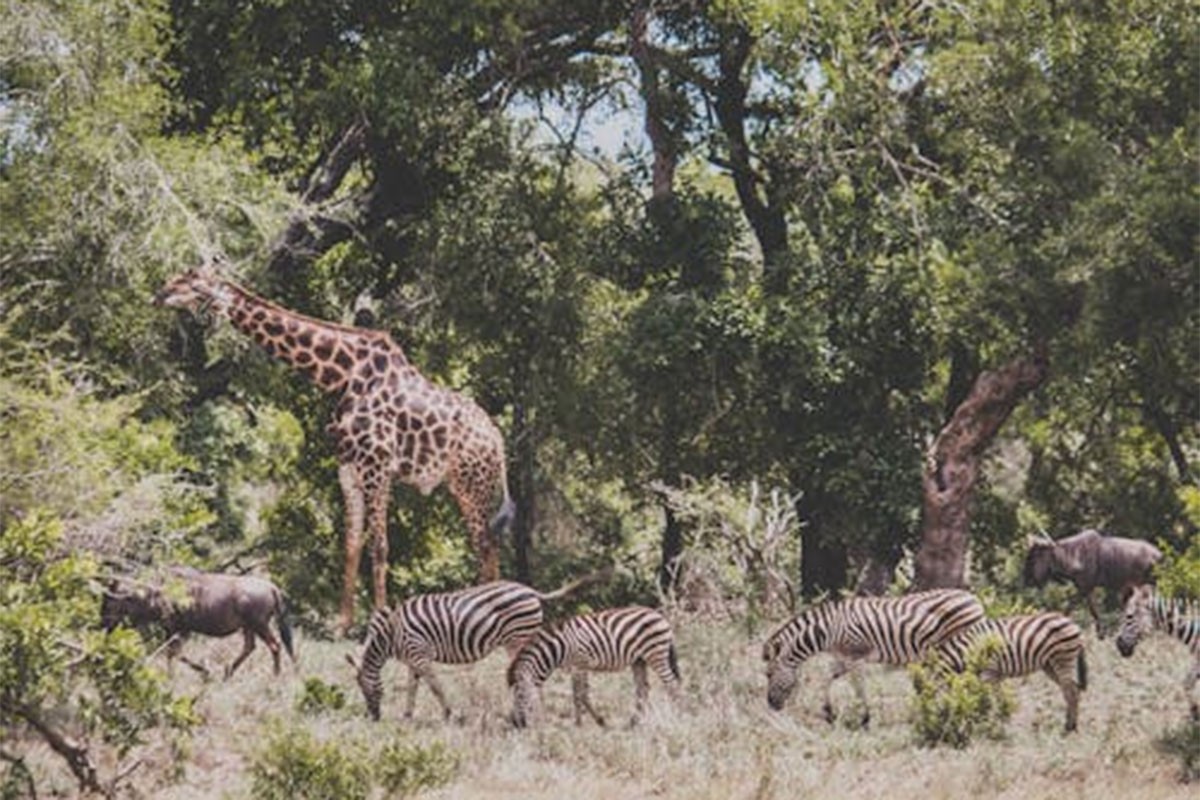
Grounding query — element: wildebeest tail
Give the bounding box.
[1076,649,1087,691]
[488,464,517,540]
[668,641,681,683]
[275,589,296,662]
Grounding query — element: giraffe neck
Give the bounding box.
[213,280,407,394]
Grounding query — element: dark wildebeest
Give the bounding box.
[101,568,296,678]
[1023,529,1162,637]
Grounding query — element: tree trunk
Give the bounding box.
[630,2,677,204]
[915,350,1049,588]
[511,402,534,584]
[659,503,684,594]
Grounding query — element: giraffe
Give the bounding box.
[154,268,515,634]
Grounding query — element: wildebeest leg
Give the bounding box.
[403,665,421,719]
[252,622,283,675]
[572,672,605,727]
[166,634,208,678]
[629,661,649,727]
[1082,589,1104,638]
[224,629,257,679]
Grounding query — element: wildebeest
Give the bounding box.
[101,568,296,678]
[1023,528,1162,637]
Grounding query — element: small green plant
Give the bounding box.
[295,677,348,715]
[909,635,1015,749]
[249,727,371,800]
[1154,718,1200,783]
[375,739,459,797]
[1155,533,1200,600]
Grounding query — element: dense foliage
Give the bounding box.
[0,0,1195,790]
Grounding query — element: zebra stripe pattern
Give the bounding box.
[762,588,985,722]
[1117,584,1199,719]
[937,612,1087,731]
[350,581,547,720]
[507,606,681,728]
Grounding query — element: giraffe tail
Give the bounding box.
[489,494,516,540]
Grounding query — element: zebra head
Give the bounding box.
[506,629,561,728]
[350,608,395,720]
[1116,584,1155,658]
[763,614,818,711]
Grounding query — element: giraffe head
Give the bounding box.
[154,267,230,312]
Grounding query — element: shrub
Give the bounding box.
[249,727,371,800]
[375,739,459,797]
[1155,718,1200,783]
[294,677,348,715]
[1155,534,1200,600]
[249,725,460,799]
[909,635,1015,748]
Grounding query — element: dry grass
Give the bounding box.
[17,612,1199,799]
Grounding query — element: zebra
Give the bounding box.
[1116,584,1199,720]
[762,588,985,724]
[347,577,597,721]
[935,612,1087,732]
[507,606,681,728]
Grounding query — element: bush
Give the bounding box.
[294,678,348,715]
[249,725,459,799]
[375,739,459,797]
[1155,718,1200,783]
[1155,533,1200,600]
[250,727,371,800]
[909,635,1015,748]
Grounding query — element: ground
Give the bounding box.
[15,611,1198,798]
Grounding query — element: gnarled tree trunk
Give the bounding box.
[915,349,1048,588]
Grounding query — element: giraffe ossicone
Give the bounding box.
[156,267,514,635]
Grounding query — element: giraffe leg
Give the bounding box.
[337,463,367,636]
[449,472,499,582]
[366,480,391,612]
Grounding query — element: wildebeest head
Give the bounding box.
[1023,534,1060,588]
[100,580,171,632]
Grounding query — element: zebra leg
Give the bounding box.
[403,665,421,719]
[1046,663,1080,733]
[225,629,257,679]
[572,672,605,727]
[629,661,649,727]
[847,663,870,728]
[823,659,852,723]
[412,662,452,720]
[1185,658,1198,721]
[649,652,682,705]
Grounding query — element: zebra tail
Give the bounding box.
[276,591,296,662]
[538,564,615,601]
[1076,650,1087,691]
[668,642,681,683]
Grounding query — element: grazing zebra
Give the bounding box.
[935,612,1087,732]
[507,606,681,728]
[762,588,985,724]
[347,578,594,721]
[1116,584,1199,720]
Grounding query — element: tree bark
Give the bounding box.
[511,402,535,584]
[630,2,676,203]
[914,349,1049,588]
[659,503,684,594]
